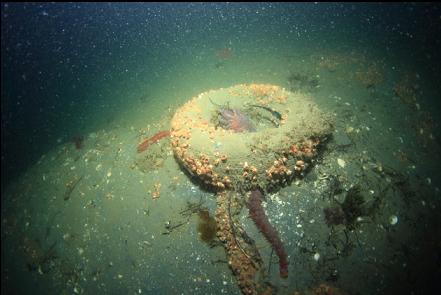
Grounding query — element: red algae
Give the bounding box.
[247,189,288,278]
[137,130,170,153]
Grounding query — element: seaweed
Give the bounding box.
[323,185,367,230]
[323,206,346,226]
[162,196,207,236]
[197,209,217,245]
[162,220,187,235]
[341,186,365,229]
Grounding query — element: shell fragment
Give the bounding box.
[337,158,346,168]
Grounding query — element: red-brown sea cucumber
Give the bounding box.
[72,135,85,149]
[137,130,170,153]
[247,189,288,278]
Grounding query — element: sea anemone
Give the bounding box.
[218,108,256,133]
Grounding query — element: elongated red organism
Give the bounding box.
[247,189,288,278]
[137,130,170,153]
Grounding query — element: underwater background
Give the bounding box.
[1,3,441,295]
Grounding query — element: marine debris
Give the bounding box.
[137,130,170,153]
[170,84,333,294]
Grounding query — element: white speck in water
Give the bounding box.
[389,215,398,225]
[313,253,320,261]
